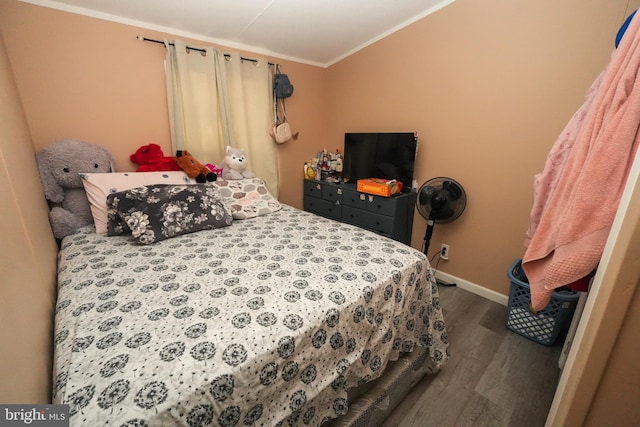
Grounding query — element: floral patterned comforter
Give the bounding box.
[53,206,449,426]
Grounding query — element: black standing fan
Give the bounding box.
[416,177,467,256]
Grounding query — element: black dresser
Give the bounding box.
[303,180,416,245]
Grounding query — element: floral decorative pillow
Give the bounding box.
[214,178,281,219]
[81,171,194,234]
[106,184,232,244]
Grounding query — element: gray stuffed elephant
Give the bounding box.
[36,139,116,239]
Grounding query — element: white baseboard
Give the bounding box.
[434,270,509,306]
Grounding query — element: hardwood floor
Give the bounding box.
[381,284,563,427]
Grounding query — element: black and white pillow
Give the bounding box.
[106,184,232,244]
[80,171,194,234]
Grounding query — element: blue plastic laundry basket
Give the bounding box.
[505,259,580,346]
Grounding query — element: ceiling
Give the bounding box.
[22,0,455,67]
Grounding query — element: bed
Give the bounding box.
[52,176,450,426]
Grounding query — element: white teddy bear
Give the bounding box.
[219,146,256,180]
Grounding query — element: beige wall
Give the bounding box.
[0,28,58,402]
[327,0,630,294]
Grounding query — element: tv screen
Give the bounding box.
[343,132,417,192]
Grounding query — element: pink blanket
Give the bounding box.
[524,68,606,247]
[522,15,640,311]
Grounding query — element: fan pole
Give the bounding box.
[423,211,436,256]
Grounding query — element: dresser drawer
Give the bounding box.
[304,196,342,221]
[342,206,394,236]
[342,188,367,209]
[322,185,343,204]
[303,180,323,198]
[364,194,397,217]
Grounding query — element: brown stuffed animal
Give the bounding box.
[175,150,217,183]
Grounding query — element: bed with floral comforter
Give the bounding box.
[52,204,449,426]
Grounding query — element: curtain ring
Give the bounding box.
[185,46,207,56]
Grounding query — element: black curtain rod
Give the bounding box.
[137,36,275,66]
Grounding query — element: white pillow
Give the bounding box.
[80,171,194,234]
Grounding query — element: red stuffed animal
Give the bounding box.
[130,143,182,172]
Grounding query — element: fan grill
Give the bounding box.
[416,177,466,224]
[415,177,467,257]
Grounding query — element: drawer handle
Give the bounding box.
[377,204,382,209]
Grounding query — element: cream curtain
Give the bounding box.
[164,39,279,195]
[223,52,278,195]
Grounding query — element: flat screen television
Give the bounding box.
[343,132,418,192]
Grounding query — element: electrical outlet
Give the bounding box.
[440,244,449,260]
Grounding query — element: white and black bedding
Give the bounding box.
[52,204,450,426]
